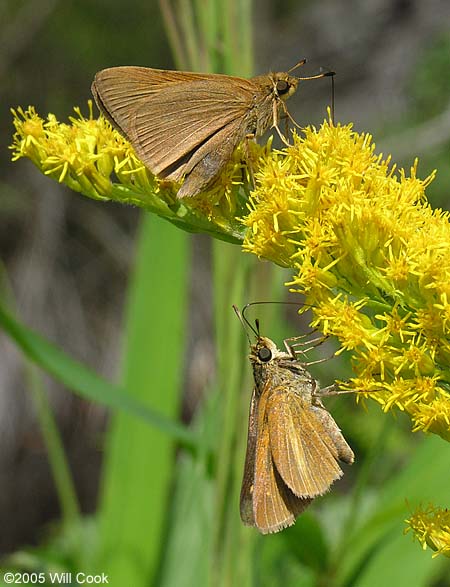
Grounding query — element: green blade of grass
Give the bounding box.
[27,366,81,527]
[96,212,189,585]
[351,523,448,587]
[157,387,222,587]
[0,300,195,449]
[337,434,450,587]
[0,270,81,534]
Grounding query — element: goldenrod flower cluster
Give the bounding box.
[243,122,450,443]
[10,104,249,243]
[10,106,450,441]
[405,504,450,557]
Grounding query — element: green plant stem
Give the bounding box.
[27,365,81,526]
[330,415,393,587]
[0,269,80,531]
[97,212,188,585]
[158,0,186,69]
[0,301,197,449]
[211,242,251,586]
[195,0,219,71]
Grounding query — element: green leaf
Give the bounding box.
[0,298,195,449]
[96,213,189,585]
[158,452,214,587]
[282,512,330,572]
[338,434,450,587]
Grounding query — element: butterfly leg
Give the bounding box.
[280,100,302,130]
[286,334,327,351]
[315,384,357,398]
[284,333,329,362]
[243,133,257,190]
[272,100,291,146]
[282,111,289,137]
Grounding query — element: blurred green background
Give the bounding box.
[1,1,450,586]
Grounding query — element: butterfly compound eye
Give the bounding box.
[276,80,289,95]
[258,347,272,362]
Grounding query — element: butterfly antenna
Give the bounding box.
[288,58,307,74]
[297,68,335,82]
[242,303,263,337]
[233,304,257,344]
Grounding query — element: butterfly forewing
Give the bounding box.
[240,388,258,527]
[93,68,260,196]
[129,78,254,178]
[267,390,344,497]
[251,383,312,533]
[92,67,213,133]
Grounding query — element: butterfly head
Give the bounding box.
[250,336,284,365]
[274,59,335,103]
[271,73,299,101]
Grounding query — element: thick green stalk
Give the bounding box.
[97,213,188,585]
[211,242,251,586]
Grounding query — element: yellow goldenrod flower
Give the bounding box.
[405,504,450,557]
[10,105,450,441]
[243,122,450,442]
[10,103,251,244]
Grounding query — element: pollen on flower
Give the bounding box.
[354,345,389,380]
[383,249,411,283]
[10,104,129,200]
[289,258,338,293]
[375,307,414,343]
[410,393,450,440]
[434,293,450,334]
[405,504,450,557]
[393,339,436,376]
[309,296,380,351]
